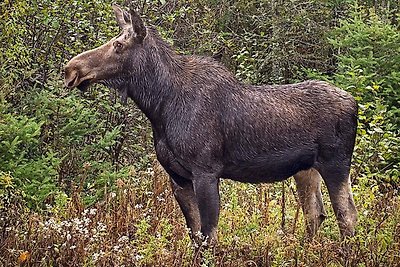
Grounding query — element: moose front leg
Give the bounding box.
[169,174,201,239]
[192,172,220,246]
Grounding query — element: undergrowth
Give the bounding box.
[1,161,399,266]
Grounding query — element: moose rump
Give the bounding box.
[64,4,358,246]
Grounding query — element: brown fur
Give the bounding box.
[65,5,358,244]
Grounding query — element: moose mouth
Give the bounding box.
[77,78,93,91]
[65,71,95,92]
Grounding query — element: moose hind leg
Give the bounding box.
[294,168,327,237]
[170,175,201,239]
[318,165,357,238]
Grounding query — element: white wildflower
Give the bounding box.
[83,217,91,225]
[145,168,154,176]
[72,218,82,226]
[96,222,107,232]
[118,235,129,243]
[135,254,144,261]
[89,208,97,215]
[82,209,89,216]
[92,252,100,262]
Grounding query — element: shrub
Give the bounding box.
[307,4,400,186]
[0,100,61,209]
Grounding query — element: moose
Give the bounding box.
[64,5,358,245]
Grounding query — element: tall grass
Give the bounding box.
[1,160,399,266]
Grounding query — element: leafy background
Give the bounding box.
[0,0,399,266]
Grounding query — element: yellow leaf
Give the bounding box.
[18,251,30,264]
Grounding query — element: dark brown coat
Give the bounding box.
[65,5,358,244]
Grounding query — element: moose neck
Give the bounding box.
[121,32,184,124]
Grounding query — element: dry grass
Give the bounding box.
[1,161,399,266]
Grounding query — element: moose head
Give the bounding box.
[64,5,146,92]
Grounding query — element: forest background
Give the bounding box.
[0,0,399,266]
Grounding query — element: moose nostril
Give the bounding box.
[67,79,75,88]
[65,70,78,88]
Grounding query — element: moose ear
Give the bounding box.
[112,4,131,29]
[129,9,147,42]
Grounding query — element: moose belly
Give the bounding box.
[222,150,316,183]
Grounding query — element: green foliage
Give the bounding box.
[354,100,400,187]
[144,0,349,84]
[330,6,400,126]
[0,0,155,210]
[0,100,61,208]
[0,0,116,99]
[305,3,400,187]
[325,5,399,186]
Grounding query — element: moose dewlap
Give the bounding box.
[64,5,358,245]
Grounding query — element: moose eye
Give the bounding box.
[113,41,123,52]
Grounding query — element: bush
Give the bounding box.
[307,4,400,186]
[0,100,61,209]
[0,0,154,209]
[329,5,400,127]
[143,0,349,84]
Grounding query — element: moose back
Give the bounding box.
[64,5,358,244]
